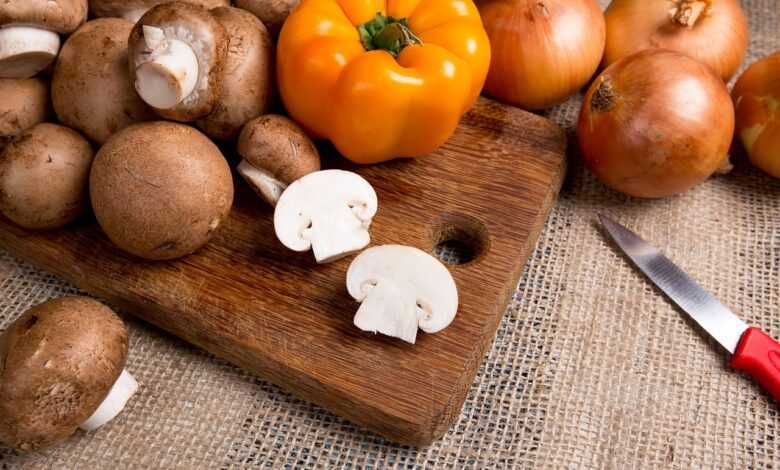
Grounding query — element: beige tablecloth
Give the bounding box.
[2,1,779,468]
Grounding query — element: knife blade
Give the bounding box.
[599,214,780,401]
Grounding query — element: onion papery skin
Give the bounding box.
[733,52,780,179]
[479,0,605,110]
[577,49,734,199]
[604,0,748,81]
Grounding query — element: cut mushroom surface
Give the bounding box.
[274,169,377,263]
[0,0,88,78]
[347,245,459,344]
[128,3,227,122]
[0,296,137,452]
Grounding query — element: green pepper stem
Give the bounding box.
[358,13,422,57]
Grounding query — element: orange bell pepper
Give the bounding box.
[277,0,491,164]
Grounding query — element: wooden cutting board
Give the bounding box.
[0,97,565,446]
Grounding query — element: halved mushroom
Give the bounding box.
[90,121,234,260]
[0,296,138,452]
[237,115,320,206]
[196,7,274,141]
[274,170,377,263]
[0,0,88,78]
[128,3,227,122]
[347,245,459,344]
[234,0,300,36]
[52,18,154,144]
[89,0,229,23]
[0,123,94,230]
[0,78,49,147]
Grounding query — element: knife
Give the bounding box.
[599,214,780,401]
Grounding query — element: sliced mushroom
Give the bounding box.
[234,0,300,36]
[0,123,94,230]
[237,115,320,206]
[0,296,138,452]
[90,121,234,260]
[53,18,154,144]
[0,78,49,147]
[0,0,88,78]
[128,3,228,122]
[347,245,459,344]
[89,0,230,23]
[196,7,274,141]
[274,170,377,263]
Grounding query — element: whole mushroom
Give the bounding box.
[0,0,88,78]
[234,0,300,36]
[237,115,320,206]
[196,7,274,141]
[0,296,138,452]
[0,78,49,147]
[274,169,377,263]
[128,2,228,122]
[90,121,234,260]
[347,245,459,344]
[53,18,154,145]
[89,0,230,23]
[0,123,94,230]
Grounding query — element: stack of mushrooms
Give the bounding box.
[0,0,462,453]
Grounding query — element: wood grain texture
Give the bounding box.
[0,98,566,445]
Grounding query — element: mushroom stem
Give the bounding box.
[134,26,199,109]
[79,369,138,432]
[0,26,61,79]
[237,159,287,206]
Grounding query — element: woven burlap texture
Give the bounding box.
[2,1,779,468]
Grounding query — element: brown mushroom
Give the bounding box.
[196,7,274,141]
[0,0,88,78]
[234,0,301,36]
[0,123,94,230]
[0,296,138,452]
[89,0,230,23]
[52,19,155,145]
[128,3,228,122]
[90,121,234,260]
[0,78,49,148]
[237,115,321,206]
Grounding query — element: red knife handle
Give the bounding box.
[730,327,780,401]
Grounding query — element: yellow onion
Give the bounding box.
[578,49,734,198]
[478,0,605,110]
[733,52,780,179]
[604,0,748,81]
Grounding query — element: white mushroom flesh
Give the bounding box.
[274,170,377,264]
[0,26,60,79]
[134,25,199,109]
[346,245,459,344]
[79,369,139,431]
[237,159,287,207]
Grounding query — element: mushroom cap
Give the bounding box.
[53,19,155,145]
[0,0,88,33]
[0,78,49,147]
[128,2,228,122]
[347,245,459,338]
[89,0,229,23]
[233,0,300,36]
[0,123,94,230]
[274,169,377,263]
[90,121,234,260]
[196,6,273,141]
[237,115,320,184]
[0,296,128,452]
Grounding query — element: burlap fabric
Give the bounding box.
[2,1,779,467]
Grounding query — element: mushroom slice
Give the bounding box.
[0,0,88,78]
[128,3,227,122]
[346,245,459,344]
[274,170,377,263]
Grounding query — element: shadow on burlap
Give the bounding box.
[2,1,779,468]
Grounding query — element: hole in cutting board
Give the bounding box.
[431,213,489,265]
